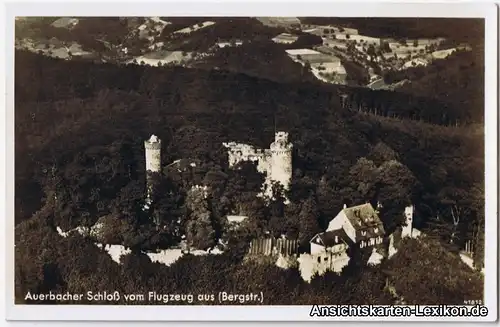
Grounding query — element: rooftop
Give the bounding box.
[343,203,382,227]
[311,228,352,248]
[273,33,299,40]
[303,28,319,33]
[227,215,248,223]
[341,203,385,241]
[286,48,322,56]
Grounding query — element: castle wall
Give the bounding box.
[257,156,270,174]
[298,252,350,282]
[222,142,269,173]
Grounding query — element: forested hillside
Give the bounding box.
[15,50,484,304]
[159,17,286,52]
[382,50,484,124]
[194,40,320,84]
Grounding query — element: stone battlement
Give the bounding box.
[270,148,292,155]
[145,141,161,150]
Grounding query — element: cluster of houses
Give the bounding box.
[285,48,347,84]
[268,20,469,86]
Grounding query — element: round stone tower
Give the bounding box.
[269,131,293,191]
[144,134,162,173]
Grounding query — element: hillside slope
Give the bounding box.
[384,237,484,305]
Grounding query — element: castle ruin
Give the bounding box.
[223,131,293,200]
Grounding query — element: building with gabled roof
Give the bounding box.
[310,228,351,255]
[326,203,385,249]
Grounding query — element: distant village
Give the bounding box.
[271,23,469,88]
[15,16,471,90]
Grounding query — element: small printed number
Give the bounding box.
[464,299,482,305]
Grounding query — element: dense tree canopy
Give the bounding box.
[159,18,286,52]
[384,238,484,305]
[382,50,484,125]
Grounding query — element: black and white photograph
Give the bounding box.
[7,2,498,322]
